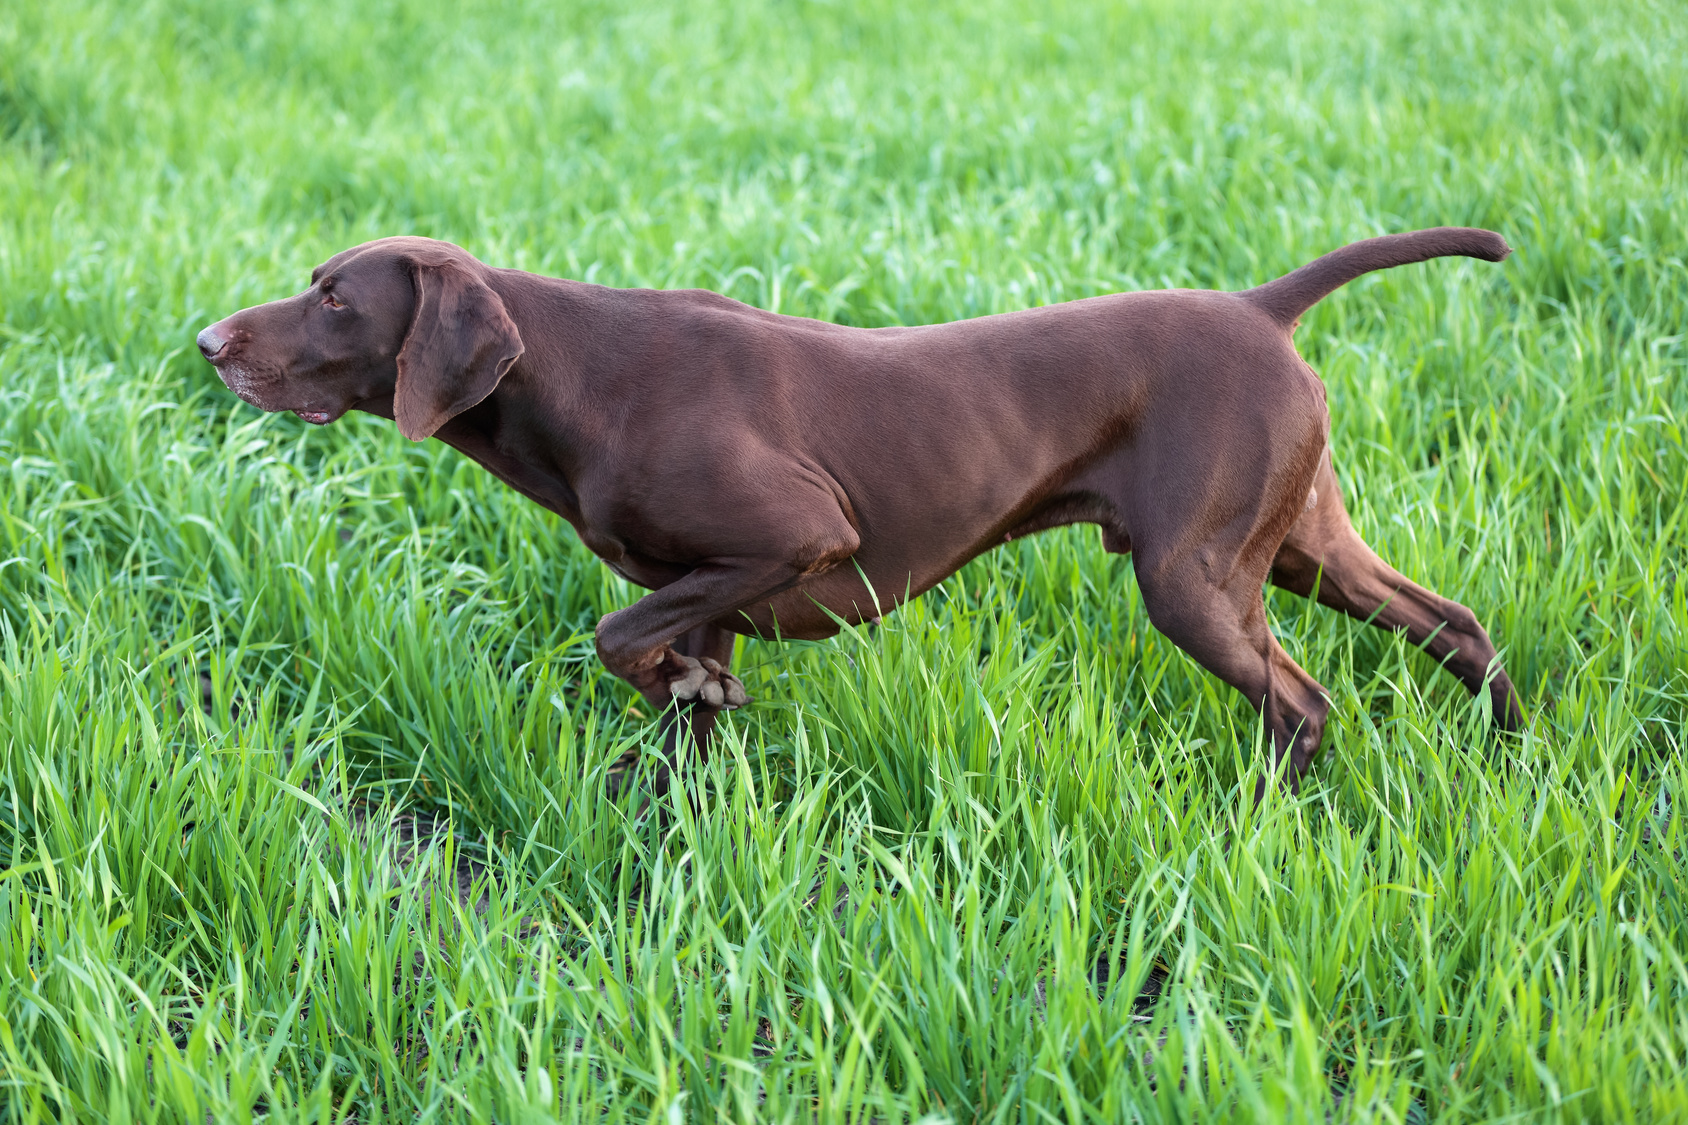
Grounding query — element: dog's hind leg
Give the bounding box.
[1100,355,1337,797]
[1269,453,1523,729]
[1133,542,1335,799]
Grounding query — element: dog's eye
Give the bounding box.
[323,293,345,309]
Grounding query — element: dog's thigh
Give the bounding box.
[1108,384,1331,789]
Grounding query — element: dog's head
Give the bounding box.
[197,236,523,440]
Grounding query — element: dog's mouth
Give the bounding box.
[218,366,343,425]
[218,365,341,425]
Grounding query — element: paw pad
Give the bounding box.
[667,654,750,710]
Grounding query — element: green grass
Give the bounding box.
[1,0,1685,1119]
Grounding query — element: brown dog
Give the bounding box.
[198,228,1523,794]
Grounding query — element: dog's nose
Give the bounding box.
[197,326,227,361]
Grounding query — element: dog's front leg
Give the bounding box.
[620,622,739,798]
[593,550,840,713]
[591,476,861,780]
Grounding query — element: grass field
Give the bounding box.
[2,0,1686,1119]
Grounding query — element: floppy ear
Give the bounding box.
[394,258,524,441]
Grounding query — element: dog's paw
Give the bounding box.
[667,654,750,710]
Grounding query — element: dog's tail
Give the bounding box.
[1242,227,1511,329]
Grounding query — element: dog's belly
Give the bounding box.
[713,489,1126,641]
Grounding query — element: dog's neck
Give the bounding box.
[416,271,613,534]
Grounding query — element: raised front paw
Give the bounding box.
[666,654,750,710]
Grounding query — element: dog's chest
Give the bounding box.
[440,425,583,527]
